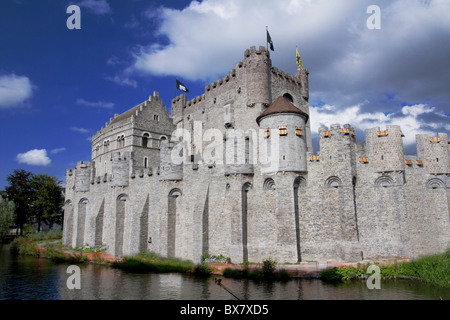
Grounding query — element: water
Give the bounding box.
[1,244,448,300]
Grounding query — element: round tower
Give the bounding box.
[244,46,272,112]
[256,96,309,173]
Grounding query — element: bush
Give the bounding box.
[320,251,450,288]
[262,259,276,277]
[193,262,212,276]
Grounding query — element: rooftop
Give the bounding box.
[256,96,309,125]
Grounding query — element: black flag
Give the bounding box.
[266,29,274,51]
[176,80,189,92]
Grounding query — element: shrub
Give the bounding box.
[193,262,212,276]
[262,259,277,277]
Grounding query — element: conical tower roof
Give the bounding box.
[256,96,309,125]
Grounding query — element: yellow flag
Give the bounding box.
[296,47,303,68]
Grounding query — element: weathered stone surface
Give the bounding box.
[63,46,450,264]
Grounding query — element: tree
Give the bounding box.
[30,174,64,231]
[0,197,16,241]
[5,169,34,235]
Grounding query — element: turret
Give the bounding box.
[364,125,405,173]
[111,152,131,187]
[295,66,309,107]
[159,139,183,181]
[318,124,357,185]
[257,96,309,173]
[74,161,91,192]
[416,133,449,174]
[244,46,272,112]
[171,94,187,125]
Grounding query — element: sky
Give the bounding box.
[0,0,449,189]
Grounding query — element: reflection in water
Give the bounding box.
[1,245,449,300]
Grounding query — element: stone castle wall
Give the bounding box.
[63,46,450,264]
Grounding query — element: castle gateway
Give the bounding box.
[63,46,450,263]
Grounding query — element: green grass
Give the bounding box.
[321,249,450,288]
[112,252,195,273]
[10,230,88,263]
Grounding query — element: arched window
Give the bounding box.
[159,135,168,148]
[283,93,294,103]
[117,135,125,148]
[142,133,150,148]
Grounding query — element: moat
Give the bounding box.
[0,245,448,300]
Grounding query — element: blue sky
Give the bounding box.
[0,0,449,188]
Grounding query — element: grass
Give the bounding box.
[112,252,196,274]
[321,248,450,288]
[10,230,88,264]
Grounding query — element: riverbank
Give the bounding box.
[10,232,450,288]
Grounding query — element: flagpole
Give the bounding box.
[266,26,268,52]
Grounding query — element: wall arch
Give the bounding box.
[375,175,394,187]
[263,178,276,190]
[241,182,252,262]
[426,178,445,189]
[294,176,307,188]
[168,188,182,258]
[325,176,342,188]
[115,194,128,256]
[76,198,89,247]
[63,200,73,246]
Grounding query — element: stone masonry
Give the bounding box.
[63,46,450,264]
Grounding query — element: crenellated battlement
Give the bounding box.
[319,124,356,140]
[63,44,450,265]
[416,132,449,174]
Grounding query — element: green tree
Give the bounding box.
[30,174,64,232]
[0,197,16,241]
[5,169,34,235]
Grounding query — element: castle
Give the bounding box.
[63,45,450,263]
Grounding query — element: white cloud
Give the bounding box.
[130,0,450,111]
[16,149,51,166]
[126,0,450,151]
[77,0,111,15]
[104,75,137,88]
[76,98,114,109]
[0,74,34,108]
[131,0,364,81]
[50,148,67,154]
[70,126,90,134]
